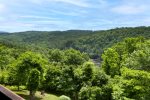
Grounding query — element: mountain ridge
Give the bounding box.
[0,26,150,58]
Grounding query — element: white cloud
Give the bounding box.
[98,0,108,6]
[0,21,35,32]
[31,20,68,24]
[30,0,90,7]
[50,9,87,16]
[54,0,90,7]
[0,3,6,13]
[111,5,148,14]
[143,17,150,24]
[91,19,113,25]
[19,15,59,20]
[1,22,34,27]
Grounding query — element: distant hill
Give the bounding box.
[0,31,9,34]
[66,27,150,58]
[0,30,92,49]
[0,26,150,58]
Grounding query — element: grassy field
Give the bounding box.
[6,86,59,100]
[14,90,59,100]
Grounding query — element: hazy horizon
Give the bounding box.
[0,26,149,33]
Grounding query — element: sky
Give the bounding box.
[0,0,150,32]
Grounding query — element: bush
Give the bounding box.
[59,95,71,100]
[79,86,103,100]
[0,74,8,84]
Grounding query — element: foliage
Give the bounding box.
[65,27,150,58]
[121,68,150,100]
[0,29,150,100]
[81,62,95,82]
[49,49,64,63]
[101,37,150,99]
[123,41,150,70]
[102,48,120,77]
[0,45,15,70]
[92,69,109,87]
[79,86,103,100]
[64,49,88,66]
[27,69,40,93]
[0,27,150,58]
[102,37,149,76]
[44,65,62,93]
[78,85,112,100]
[10,51,46,89]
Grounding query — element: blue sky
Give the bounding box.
[0,0,150,32]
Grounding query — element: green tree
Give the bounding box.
[123,41,150,71]
[123,37,144,54]
[102,48,120,77]
[0,45,15,70]
[92,69,109,87]
[11,51,46,90]
[102,37,148,77]
[121,67,150,99]
[82,62,95,83]
[110,68,150,100]
[27,69,40,100]
[44,64,61,93]
[64,49,87,66]
[49,49,64,63]
[75,62,110,100]
[79,86,103,100]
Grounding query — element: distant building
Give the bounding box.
[0,85,24,100]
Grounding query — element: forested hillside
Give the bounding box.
[0,26,150,59]
[0,30,92,49]
[0,26,150,100]
[65,27,150,58]
[0,36,150,100]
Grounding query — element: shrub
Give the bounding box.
[59,95,71,100]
